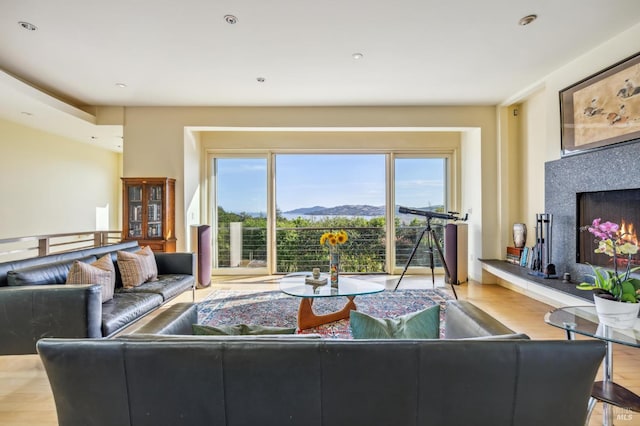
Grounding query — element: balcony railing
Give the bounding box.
[216,224,445,273]
[275,226,386,273]
[0,231,122,263]
[0,225,446,273]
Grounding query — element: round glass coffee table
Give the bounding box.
[279,273,385,330]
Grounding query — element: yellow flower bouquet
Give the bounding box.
[320,230,348,286]
[320,230,349,248]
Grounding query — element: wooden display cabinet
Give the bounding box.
[121,177,176,252]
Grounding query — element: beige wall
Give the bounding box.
[184,129,202,251]
[200,131,460,151]
[460,128,483,278]
[122,106,497,279]
[540,22,640,163]
[519,90,546,239]
[512,21,640,252]
[0,118,122,238]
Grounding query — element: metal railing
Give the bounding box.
[216,224,446,273]
[0,231,122,263]
[275,226,387,273]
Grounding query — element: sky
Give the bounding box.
[215,155,444,213]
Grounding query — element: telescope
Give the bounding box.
[398,206,467,221]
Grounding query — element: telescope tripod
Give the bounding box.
[393,218,457,299]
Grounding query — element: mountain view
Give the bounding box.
[283,204,444,217]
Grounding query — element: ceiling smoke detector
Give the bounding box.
[224,15,238,24]
[256,77,266,83]
[18,21,37,31]
[518,14,537,26]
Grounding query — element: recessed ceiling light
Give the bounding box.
[224,15,238,24]
[115,83,127,88]
[21,111,33,116]
[91,136,98,140]
[256,77,265,83]
[352,53,364,60]
[518,14,537,26]
[18,21,37,31]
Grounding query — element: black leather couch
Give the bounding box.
[37,300,606,426]
[38,337,605,426]
[0,241,195,355]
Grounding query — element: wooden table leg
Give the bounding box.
[297,296,357,330]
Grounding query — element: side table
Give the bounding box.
[544,306,640,425]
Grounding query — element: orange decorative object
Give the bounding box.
[297,296,357,330]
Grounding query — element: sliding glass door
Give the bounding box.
[275,154,386,273]
[208,152,449,275]
[393,157,447,273]
[210,156,268,273]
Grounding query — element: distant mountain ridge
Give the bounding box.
[284,204,443,216]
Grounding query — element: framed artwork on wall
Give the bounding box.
[560,51,640,156]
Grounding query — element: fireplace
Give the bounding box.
[544,141,640,300]
[576,188,640,268]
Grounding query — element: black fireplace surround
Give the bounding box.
[546,140,640,287]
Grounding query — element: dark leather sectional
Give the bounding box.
[37,300,606,426]
[0,241,195,355]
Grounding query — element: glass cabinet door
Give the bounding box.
[127,185,143,238]
[146,184,163,238]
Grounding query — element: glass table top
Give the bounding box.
[279,273,385,298]
[544,306,640,348]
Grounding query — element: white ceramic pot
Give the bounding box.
[593,294,640,329]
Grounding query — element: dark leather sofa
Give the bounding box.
[38,338,605,426]
[0,241,195,355]
[37,300,606,426]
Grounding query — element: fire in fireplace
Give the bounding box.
[577,188,640,268]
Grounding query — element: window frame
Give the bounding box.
[207,149,456,275]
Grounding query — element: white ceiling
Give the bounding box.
[2,0,640,152]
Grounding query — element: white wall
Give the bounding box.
[0,118,122,238]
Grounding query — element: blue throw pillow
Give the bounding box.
[349,305,440,339]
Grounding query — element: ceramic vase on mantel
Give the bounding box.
[329,251,340,288]
[513,223,527,249]
[593,295,640,329]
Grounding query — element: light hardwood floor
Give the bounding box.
[1,276,639,425]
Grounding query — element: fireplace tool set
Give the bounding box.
[529,213,557,278]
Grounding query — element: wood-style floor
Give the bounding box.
[1,276,639,426]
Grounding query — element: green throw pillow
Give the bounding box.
[192,324,297,336]
[349,305,440,339]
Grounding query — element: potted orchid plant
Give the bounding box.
[577,218,640,328]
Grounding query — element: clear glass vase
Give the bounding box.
[329,251,340,287]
